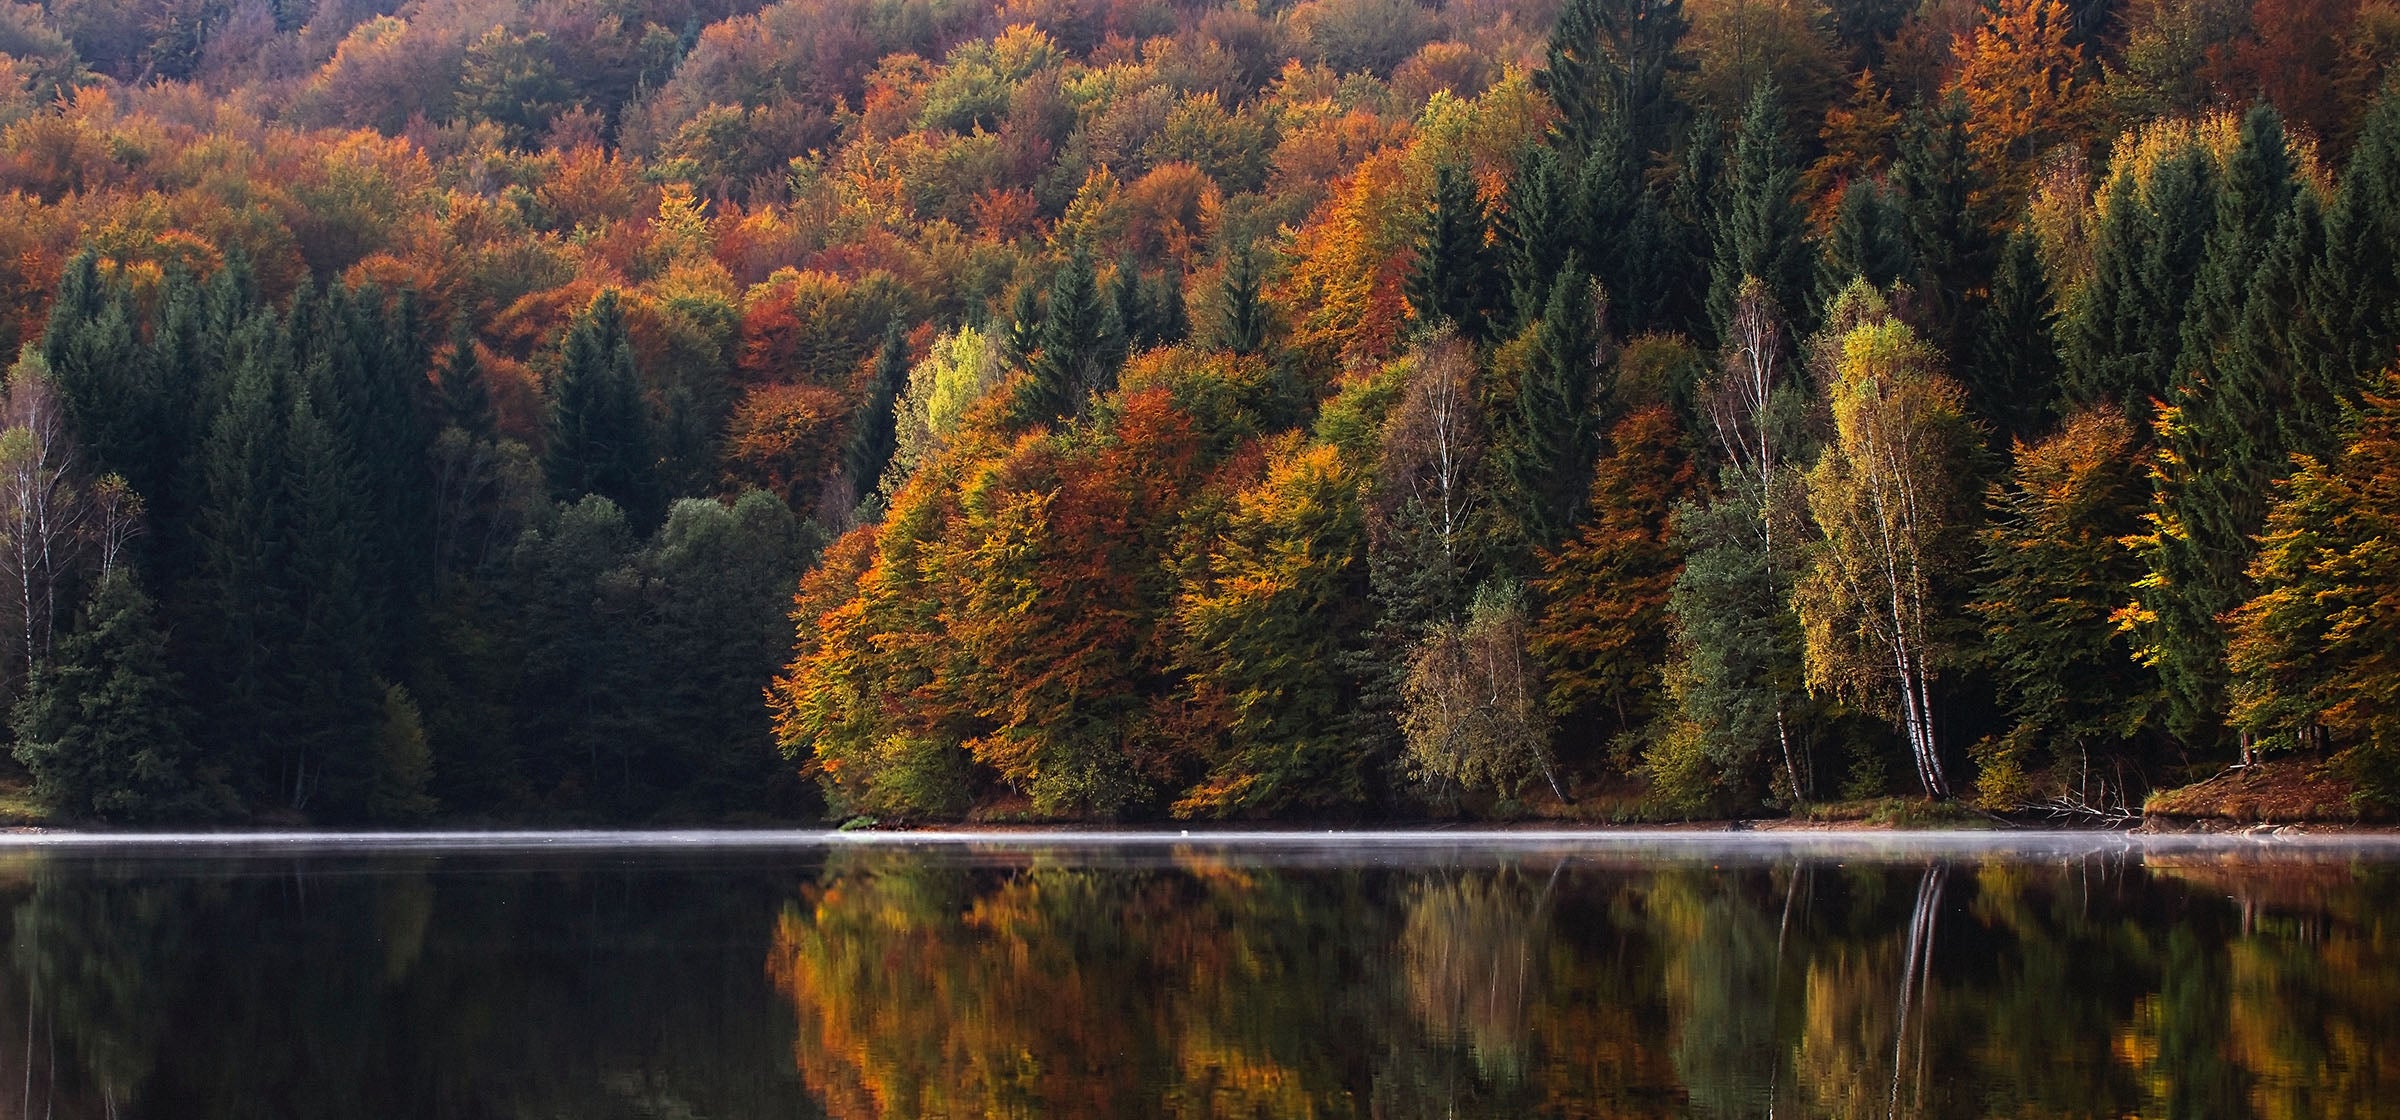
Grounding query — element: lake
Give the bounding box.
[0,829,2394,1118]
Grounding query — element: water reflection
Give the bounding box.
[0,839,2393,1118]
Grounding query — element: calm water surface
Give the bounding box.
[1,830,2396,1118]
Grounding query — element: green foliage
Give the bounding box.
[2062,143,2216,416]
[1817,178,1911,300]
[1708,82,1813,343]
[13,568,226,822]
[2229,369,2400,804]
[1012,250,1121,426]
[1492,266,1608,549]
[1969,409,2157,806]
[1963,227,2063,445]
[1406,162,1501,342]
[546,292,662,528]
[1889,95,1999,353]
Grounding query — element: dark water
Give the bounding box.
[1,830,2397,1119]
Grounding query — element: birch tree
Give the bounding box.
[0,350,96,697]
[1401,582,1565,802]
[1795,285,1974,797]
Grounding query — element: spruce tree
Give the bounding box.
[1571,108,1673,334]
[2137,106,2312,748]
[192,338,292,799]
[1216,239,1271,355]
[1536,0,1689,155]
[13,568,223,822]
[1501,145,1573,327]
[1964,227,2064,445]
[1405,163,1501,341]
[1890,95,2000,355]
[440,321,497,439]
[2310,77,2400,398]
[1014,249,1119,425]
[1495,263,1609,549]
[2061,145,2216,417]
[1818,178,1913,301]
[40,255,160,502]
[545,291,661,526]
[843,329,907,508]
[1708,83,1813,344]
[1661,113,1724,342]
[280,388,383,815]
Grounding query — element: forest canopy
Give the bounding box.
[0,0,2392,822]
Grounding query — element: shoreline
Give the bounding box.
[0,819,2396,850]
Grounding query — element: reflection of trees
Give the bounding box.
[0,853,820,1119]
[0,847,2397,1118]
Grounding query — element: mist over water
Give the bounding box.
[0,832,2392,1118]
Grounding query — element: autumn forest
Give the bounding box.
[0,0,2392,823]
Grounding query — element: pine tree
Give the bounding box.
[13,568,224,822]
[1405,163,1501,341]
[1537,0,1690,155]
[1890,94,2000,354]
[440,321,497,440]
[1216,239,1271,355]
[843,329,907,508]
[545,291,661,526]
[1964,227,2064,444]
[1494,264,1609,549]
[1014,250,1120,426]
[2061,144,2216,417]
[2134,105,2310,749]
[1708,83,1813,344]
[1817,178,1913,300]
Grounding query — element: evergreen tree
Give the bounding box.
[2061,145,2216,417]
[2314,79,2400,391]
[1817,177,1913,300]
[545,291,661,527]
[1537,0,1689,155]
[192,338,292,798]
[1652,492,1806,809]
[1494,264,1609,549]
[1661,113,1725,341]
[1890,95,2000,354]
[1005,279,1044,364]
[13,568,225,822]
[2134,106,2311,748]
[1406,163,1501,341]
[1216,239,1271,355]
[40,255,162,505]
[279,388,383,815]
[1014,250,1120,425]
[1964,227,2064,444]
[1708,83,1813,344]
[1571,109,1674,334]
[843,329,907,508]
[1501,145,1574,327]
[440,321,497,440]
[2228,367,2400,803]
